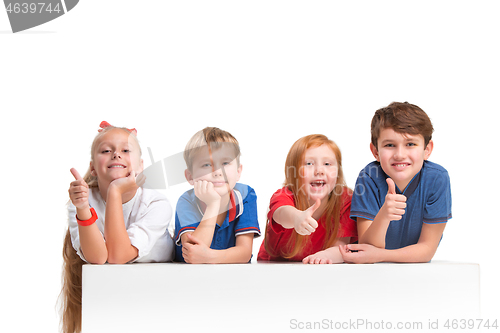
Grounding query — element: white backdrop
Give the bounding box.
[1,1,498,332]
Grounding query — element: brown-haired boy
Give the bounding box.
[343,102,452,263]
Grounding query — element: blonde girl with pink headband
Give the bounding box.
[60,122,174,333]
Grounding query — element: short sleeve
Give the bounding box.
[267,188,296,234]
[174,191,202,245]
[234,186,261,237]
[350,170,383,222]
[423,170,452,224]
[126,196,173,262]
[337,191,358,240]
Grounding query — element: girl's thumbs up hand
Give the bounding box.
[293,198,321,236]
[69,168,89,209]
[70,168,83,181]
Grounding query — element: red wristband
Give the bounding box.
[76,207,98,226]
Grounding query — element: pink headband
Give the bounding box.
[98,121,137,136]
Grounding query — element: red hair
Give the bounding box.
[265,134,350,259]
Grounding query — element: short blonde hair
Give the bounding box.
[184,127,240,171]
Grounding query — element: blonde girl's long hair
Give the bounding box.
[60,124,140,333]
[264,134,351,259]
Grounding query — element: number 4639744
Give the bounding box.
[444,319,498,330]
[6,3,62,14]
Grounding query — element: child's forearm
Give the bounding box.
[379,223,444,263]
[381,243,437,263]
[104,188,138,264]
[303,246,344,264]
[342,242,438,264]
[208,245,253,264]
[303,237,350,264]
[190,202,220,247]
[322,246,344,263]
[211,234,253,263]
[78,223,108,264]
[75,206,92,221]
[344,222,445,264]
[182,233,253,264]
[273,206,299,229]
[358,214,391,248]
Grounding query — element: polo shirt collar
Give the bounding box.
[386,168,422,199]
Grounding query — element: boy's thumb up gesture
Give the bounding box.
[294,198,321,236]
[69,168,90,210]
[383,178,407,221]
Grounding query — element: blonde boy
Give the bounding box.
[174,127,260,263]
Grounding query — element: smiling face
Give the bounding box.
[371,127,433,191]
[90,128,143,186]
[300,144,338,206]
[185,143,242,198]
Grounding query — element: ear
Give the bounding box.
[424,140,434,160]
[90,161,96,176]
[370,143,380,161]
[236,164,243,182]
[185,169,194,185]
[137,159,144,174]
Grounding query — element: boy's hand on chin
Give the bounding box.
[193,180,222,206]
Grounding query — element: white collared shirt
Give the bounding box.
[68,187,174,263]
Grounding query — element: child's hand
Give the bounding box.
[69,168,89,210]
[381,178,407,222]
[302,249,333,264]
[193,180,222,206]
[182,233,215,264]
[109,170,145,195]
[293,199,321,236]
[339,244,383,264]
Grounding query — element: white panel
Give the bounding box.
[82,261,480,333]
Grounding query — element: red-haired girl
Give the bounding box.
[60,122,174,333]
[257,134,357,263]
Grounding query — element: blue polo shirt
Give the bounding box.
[174,183,261,262]
[350,161,452,249]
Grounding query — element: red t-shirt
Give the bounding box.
[257,187,357,261]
